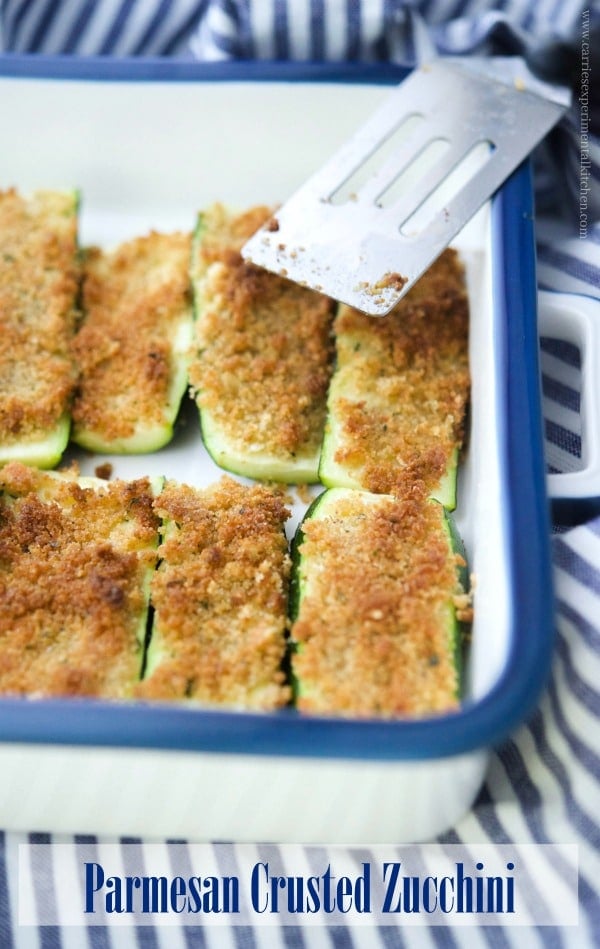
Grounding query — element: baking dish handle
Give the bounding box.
[539,289,600,523]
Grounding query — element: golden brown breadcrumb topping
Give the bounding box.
[0,462,159,699]
[327,249,469,498]
[71,231,192,442]
[188,204,335,462]
[0,189,79,442]
[137,476,291,709]
[291,490,462,717]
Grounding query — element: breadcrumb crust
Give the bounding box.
[188,205,336,467]
[0,462,159,698]
[0,191,473,718]
[291,490,462,717]
[0,189,79,445]
[71,231,192,444]
[137,476,291,709]
[324,249,470,499]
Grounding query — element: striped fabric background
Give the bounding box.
[0,1,599,946]
[0,0,208,57]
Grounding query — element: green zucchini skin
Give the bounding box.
[439,504,469,700]
[287,490,330,703]
[288,487,470,714]
[136,475,165,677]
[288,489,329,624]
[435,452,459,511]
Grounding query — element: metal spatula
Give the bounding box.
[242,58,570,316]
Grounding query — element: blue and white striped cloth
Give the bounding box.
[0,0,208,57]
[1,1,599,946]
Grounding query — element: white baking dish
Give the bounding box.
[0,58,556,843]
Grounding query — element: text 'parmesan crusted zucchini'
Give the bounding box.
[289,487,469,718]
[189,204,336,483]
[0,188,80,468]
[0,462,162,699]
[71,231,193,453]
[319,249,470,510]
[137,476,291,710]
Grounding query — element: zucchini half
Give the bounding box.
[138,476,292,710]
[0,462,162,699]
[188,204,335,483]
[289,486,469,718]
[71,231,194,454]
[318,249,470,510]
[0,189,80,468]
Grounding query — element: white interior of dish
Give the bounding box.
[0,77,512,708]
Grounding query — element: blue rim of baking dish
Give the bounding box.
[0,56,554,761]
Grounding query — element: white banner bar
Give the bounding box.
[18,842,579,928]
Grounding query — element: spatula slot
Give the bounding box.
[328,113,424,206]
[400,140,494,237]
[375,137,451,209]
